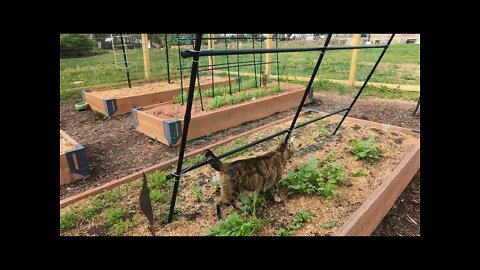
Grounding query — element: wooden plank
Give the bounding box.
[335,144,420,236]
[88,77,238,117]
[330,79,420,92]
[348,34,361,86]
[60,129,79,146]
[183,87,310,143]
[60,130,89,186]
[84,91,108,115]
[135,110,168,145]
[60,153,71,186]
[327,114,418,136]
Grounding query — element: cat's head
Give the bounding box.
[276,136,302,160]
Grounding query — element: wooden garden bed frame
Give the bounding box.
[60,130,90,186]
[60,112,419,236]
[132,84,313,146]
[82,76,237,117]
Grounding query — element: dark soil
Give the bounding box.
[60,89,420,236]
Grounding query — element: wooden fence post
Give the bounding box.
[142,34,151,81]
[208,34,214,68]
[348,34,361,86]
[265,34,273,78]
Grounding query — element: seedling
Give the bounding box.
[275,211,313,236]
[351,136,382,160]
[205,212,268,236]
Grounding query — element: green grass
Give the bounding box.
[60,41,419,101]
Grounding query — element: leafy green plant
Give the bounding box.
[275,211,313,236]
[105,207,129,227]
[150,189,167,203]
[279,156,345,197]
[193,185,204,201]
[205,212,268,236]
[350,136,382,160]
[322,221,337,229]
[78,204,98,219]
[109,220,133,236]
[60,212,78,230]
[208,84,284,109]
[239,192,266,217]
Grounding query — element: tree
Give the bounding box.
[60,34,97,59]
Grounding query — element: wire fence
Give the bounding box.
[60,33,420,93]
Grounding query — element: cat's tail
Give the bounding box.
[205,149,223,172]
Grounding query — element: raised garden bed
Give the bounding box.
[60,130,90,186]
[82,76,237,117]
[60,113,419,236]
[132,82,313,146]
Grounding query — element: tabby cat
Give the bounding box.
[205,138,299,219]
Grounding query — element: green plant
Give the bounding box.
[275,211,313,236]
[95,190,121,205]
[105,207,129,227]
[322,221,337,229]
[60,212,78,230]
[193,185,204,201]
[150,189,167,203]
[279,156,345,197]
[160,208,181,224]
[350,136,382,160]
[205,212,268,236]
[109,220,133,236]
[78,204,97,219]
[351,170,366,177]
[208,84,285,110]
[239,192,266,217]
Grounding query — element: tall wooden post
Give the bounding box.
[208,34,214,68]
[348,34,361,86]
[142,34,151,81]
[265,34,272,75]
[263,34,272,83]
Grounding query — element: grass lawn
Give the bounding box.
[60,39,419,101]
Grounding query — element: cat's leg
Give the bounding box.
[216,200,228,220]
[272,184,282,203]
